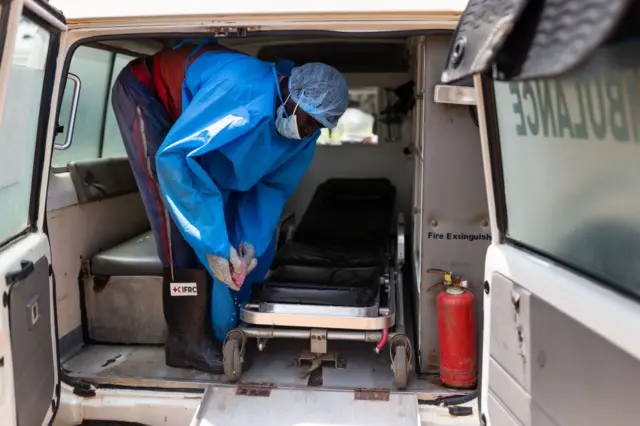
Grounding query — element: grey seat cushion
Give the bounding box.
[91,231,163,277]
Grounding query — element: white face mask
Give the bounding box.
[275,95,301,140]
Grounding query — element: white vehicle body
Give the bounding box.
[0,0,637,425]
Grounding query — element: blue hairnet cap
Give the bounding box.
[289,63,349,129]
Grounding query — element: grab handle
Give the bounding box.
[55,72,81,150]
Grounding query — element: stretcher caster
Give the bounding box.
[390,334,412,390]
[223,329,247,382]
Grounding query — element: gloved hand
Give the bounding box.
[207,244,258,291]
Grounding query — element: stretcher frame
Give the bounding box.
[224,214,413,389]
[239,270,397,330]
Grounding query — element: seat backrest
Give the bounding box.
[293,178,396,247]
[68,156,138,204]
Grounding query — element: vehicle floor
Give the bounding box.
[62,338,459,394]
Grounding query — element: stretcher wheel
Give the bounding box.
[392,345,409,389]
[223,339,242,382]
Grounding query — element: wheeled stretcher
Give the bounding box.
[222,178,412,389]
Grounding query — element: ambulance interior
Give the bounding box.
[46,32,487,395]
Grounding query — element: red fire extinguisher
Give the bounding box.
[427,269,477,389]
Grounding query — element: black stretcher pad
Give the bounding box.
[253,178,396,307]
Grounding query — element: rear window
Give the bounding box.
[493,39,640,299]
[317,87,379,145]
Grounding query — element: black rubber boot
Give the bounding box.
[163,268,224,374]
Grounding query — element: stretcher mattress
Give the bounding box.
[290,178,396,248]
[274,242,383,268]
[252,265,380,307]
[252,178,396,307]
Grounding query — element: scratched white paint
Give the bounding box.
[50,0,468,20]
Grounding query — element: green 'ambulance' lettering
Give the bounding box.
[506,68,640,143]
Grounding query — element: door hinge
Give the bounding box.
[354,388,390,401]
[69,379,96,398]
[208,26,249,37]
[81,260,92,278]
[236,382,273,397]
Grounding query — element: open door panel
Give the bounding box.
[451,0,640,424]
[0,0,66,425]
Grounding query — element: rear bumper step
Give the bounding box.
[191,386,420,426]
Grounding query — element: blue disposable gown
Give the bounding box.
[156,50,318,340]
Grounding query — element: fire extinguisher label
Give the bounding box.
[427,231,491,241]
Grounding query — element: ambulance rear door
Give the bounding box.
[0,1,67,425]
[442,0,640,424]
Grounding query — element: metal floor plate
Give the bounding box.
[192,386,420,426]
[62,340,455,393]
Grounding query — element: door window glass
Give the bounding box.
[101,53,134,158]
[494,39,640,299]
[53,49,134,167]
[0,16,51,242]
[54,46,112,165]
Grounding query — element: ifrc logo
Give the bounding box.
[170,283,198,296]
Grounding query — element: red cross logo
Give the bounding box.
[173,286,179,293]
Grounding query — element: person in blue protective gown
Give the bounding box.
[111,40,349,374]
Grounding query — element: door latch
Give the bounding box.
[5,260,35,285]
